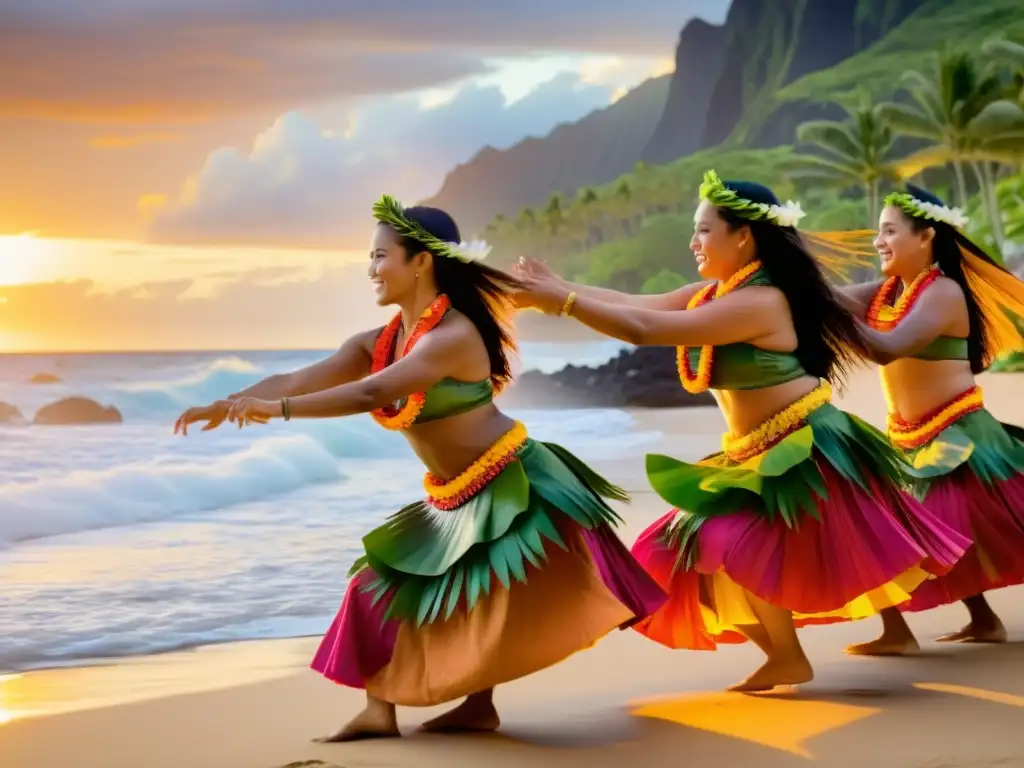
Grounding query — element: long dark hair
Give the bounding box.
[397,206,522,391]
[899,184,997,374]
[716,180,869,385]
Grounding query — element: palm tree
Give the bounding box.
[781,98,900,226]
[982,37,1024,103]
[543,193,566,236]
[876,51,1024,252]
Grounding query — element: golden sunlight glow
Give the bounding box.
[630,691,879,757]
[0,673,24,725]
[914,682,1024,707]
[0,232,55,286]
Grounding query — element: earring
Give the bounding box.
[415,272,420,279]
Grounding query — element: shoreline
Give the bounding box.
[2,373,1024,765]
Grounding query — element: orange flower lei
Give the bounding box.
[677,260,763,394]
[369,294,451,431]
[887,385,984,451]
[865,264,942,331]
[424,420,529,510]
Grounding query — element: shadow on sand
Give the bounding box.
[296,642,1024,768]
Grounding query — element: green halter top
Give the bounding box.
[683,269,808,391]
[379,311,494,425]
[909,336,969,361]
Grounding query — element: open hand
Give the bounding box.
[514,273,573,315]
[226,396,281,427]
[174,400,233,435]
[514,256,558,281]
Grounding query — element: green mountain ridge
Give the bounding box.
[421,75,671,237]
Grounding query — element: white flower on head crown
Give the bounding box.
[759,200,806,228]
[698,170,806,228]
[885,191,970,230]
[446,240,492,263]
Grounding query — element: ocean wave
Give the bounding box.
[0,431,347,546]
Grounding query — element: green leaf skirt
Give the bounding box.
[894,408,1024,611]
[629,402,970,650]
[310,438,667,706]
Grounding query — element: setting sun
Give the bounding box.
[0,233,52,286]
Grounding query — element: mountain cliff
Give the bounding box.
[421,75,670,236]
[647,0,930,160]
[423,0,944,235]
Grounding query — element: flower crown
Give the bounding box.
[699,169,806,228]
[372,194,491,263]
[884,191,969,230]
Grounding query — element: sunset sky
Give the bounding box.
[0,0,727,352]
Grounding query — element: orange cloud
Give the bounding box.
[90,133,184,149]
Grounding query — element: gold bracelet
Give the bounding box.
[281,397,291,421]
[559,291,577,317]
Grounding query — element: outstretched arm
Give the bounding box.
[229,322,472,422]
[174,329,377,434]
[558,280,712,310]
[228,329,378,400]
[515,257,709,310]
[835,280,884,316]
[855,279,964,364]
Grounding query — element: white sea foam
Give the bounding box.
[0,343,658,672]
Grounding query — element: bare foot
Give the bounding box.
[727,655,814,693]
[313,707,400,743]
[420,697,501,734]
[935,619,1008,644]
[846,634,920,656]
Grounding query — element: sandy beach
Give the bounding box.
[2,367,1023,768]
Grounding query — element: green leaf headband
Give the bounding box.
[884,191,969,230]
[372,194,491,263]
[698,170,806,228]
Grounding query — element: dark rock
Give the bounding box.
[33,397,122,425]
[0,402,26,424]
[29,372,61,384]
[500,347,715,409]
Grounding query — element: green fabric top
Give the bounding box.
[685,344,807,390]
[378,309,494,424]
[909,336,969,361]
[683,268,806,391]
[416,377,494,423]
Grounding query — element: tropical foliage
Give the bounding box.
[481,31,1024,290]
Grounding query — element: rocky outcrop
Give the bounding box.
[33,397,122,425]
[499,347,715,409]
[0,402,26,424]
[29,372,61,384]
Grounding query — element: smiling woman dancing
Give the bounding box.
[842,185,1024,656]
[174,197,665,741]
[514,171,968,692]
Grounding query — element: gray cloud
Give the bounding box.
[147,71,615,247]
[0,1,727,124]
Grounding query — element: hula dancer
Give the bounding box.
[514,171,968,692]
[174,199,665,740]
[843,185,1024,656]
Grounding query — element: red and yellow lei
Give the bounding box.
[677,259,763,394]
[370,294,451,431]
[424,420,528,510]
[865,264,942,331]
[887,385,984,451]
